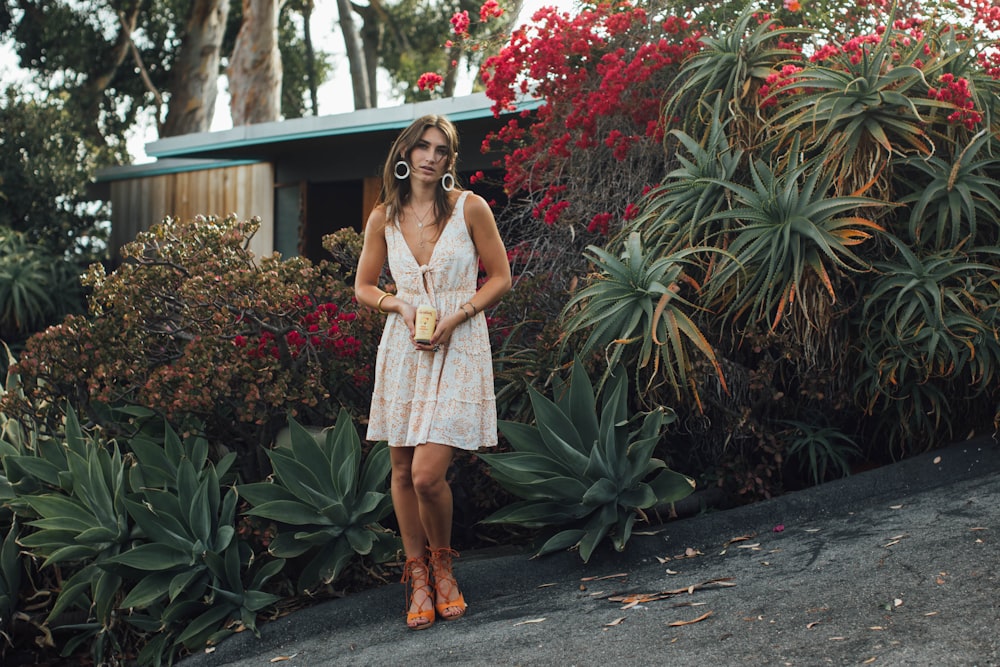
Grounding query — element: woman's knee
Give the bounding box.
[411,468,447,498]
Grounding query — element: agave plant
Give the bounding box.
[106,420,283,662]
[561,231,723,399]
[896,130,1000,249]
[479,361,695,562]
[238,410,397,592]
[11,409,130,628]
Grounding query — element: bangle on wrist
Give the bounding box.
[460,304,472,320]
[376,292,391,313]
[464,301,478,317]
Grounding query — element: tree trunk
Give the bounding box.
[161,0,229,137]
[228,0,283,126]
[337,0,370,109]
[302,0,319,115]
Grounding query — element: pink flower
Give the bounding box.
[417,72,444,91]
[451,10,471,36]
[480,0,504,22]
[784,0,801,10]
[773,524,785,532]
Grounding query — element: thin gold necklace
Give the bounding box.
[410,203,436,246]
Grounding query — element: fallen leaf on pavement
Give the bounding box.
[668,611,712,626]
[737,543,761,549]
[970,527,988,531]
[894,598,903,607]
[805,528,821,533]
[609,578,736,606]
[538,583,557,588]
[870,626,884,630]
[889,505,903,510]
[270,655,298,663]
[807,621,820,629]
[924,611,939,616]
[863,657,877,664]
[605,617,626,627]
[582,573,628,582]
[723,535,753,547]
[514,618,546,626]
[829,636,846,641]
[666,569,679,575]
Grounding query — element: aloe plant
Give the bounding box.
[479,361,695,562]
[701,147,884,330]
[780,419,860,486]
[626,104,743,252]
[896,130,1000,249]
[239,410,397,592]
[561,231,724,398]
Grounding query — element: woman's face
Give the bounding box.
[406,127,451,186]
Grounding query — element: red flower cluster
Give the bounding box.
[928,73,983,129]
[758,64,804,107]
[480,3,701,227]
[480,0,503,22]
[451,10,471,36]
[239,302,361,360]
[417,71,444,91]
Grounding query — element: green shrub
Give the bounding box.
[3,214,381,481]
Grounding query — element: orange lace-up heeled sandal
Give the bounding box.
[429,547,467,620]
[402,556,435,630]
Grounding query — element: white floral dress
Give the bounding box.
[366,190,497,450]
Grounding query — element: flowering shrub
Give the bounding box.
[3,215,380,481]
[479,4,702,234]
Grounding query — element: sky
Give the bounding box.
[0,1,576,162]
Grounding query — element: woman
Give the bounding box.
[354,115,511,630]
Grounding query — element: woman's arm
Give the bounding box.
[356,206,418,337]
[465,193,512,311]
[428,193,511,347]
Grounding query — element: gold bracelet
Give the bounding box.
[376,292,391,313]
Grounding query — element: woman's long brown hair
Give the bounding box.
[379,114,462,230]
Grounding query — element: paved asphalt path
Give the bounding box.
[180,436,1000,667]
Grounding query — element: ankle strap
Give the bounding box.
[401,556,428,583]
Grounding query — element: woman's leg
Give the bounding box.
[411,443,466,619]
[389,447,434,629]
[409,442,456,549]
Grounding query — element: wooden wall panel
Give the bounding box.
[109,163,275,263]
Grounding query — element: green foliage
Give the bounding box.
[896,130,1000,249]
[700,146,884,329]
[480,361,695,562]
[780,419,860,486]
[0,401,289,664]
[562,232,722,401]
[239,411,397,592]
[0,227,86,345]
[0,89,109,258]
[3,214,379,482]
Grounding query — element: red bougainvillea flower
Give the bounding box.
[451,10,471,36]
[480,0,503,22]
[417,72,444,91]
